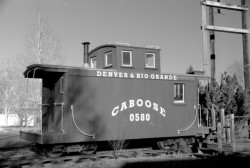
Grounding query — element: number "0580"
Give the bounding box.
[129,113,150,121]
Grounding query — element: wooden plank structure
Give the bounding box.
[201,0,250,89]
[206,108,250,153]
[204,25,250,34]
[202,0,248,11]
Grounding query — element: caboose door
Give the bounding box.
[52,75,64,133]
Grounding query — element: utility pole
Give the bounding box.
[201,0,250,89]
[242,0,250,89]
[209,1,215,86]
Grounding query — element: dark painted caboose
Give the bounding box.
[20,42,210,156]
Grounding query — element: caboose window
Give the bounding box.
[105,52,112,67]
[174,83,184,103]
[90,56,97,68]
[122,51,132,67]
[145,53,155,68]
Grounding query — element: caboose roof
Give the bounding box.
[88,44,160,55]
[24,64,210,81]
[23,64,116,78]
[23,64,82,78]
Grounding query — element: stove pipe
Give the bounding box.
[82,42,90,67]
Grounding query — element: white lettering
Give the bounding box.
[141,113,145,121]
[146,114,150,121]
[145,100,151,108]
[97,71,177,81]
[160,107,166,117]
[97,71,102,76]
[129,99,135,108]
[136,73,141,78]
[111,99,166,119]
[120,102,127,111]
[153,103,159,111]
[112,106,119,116]
[137,99,143,107]
[108,72,113,77]
[103,71,107,77]
[130,114,134,121]
[119,72,123,78]
[135,113,140,121]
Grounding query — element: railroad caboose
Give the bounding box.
[20,42,210,156]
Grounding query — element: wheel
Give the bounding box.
[156,141,170,150]
[45,145,64,158]
[80,143,98,155]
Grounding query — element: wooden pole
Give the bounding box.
[230,114,236,152]
[220,109,225,142]
[217,122,222,153]
[211,104,216,130]
[202,2,209,75]
[209,0,216,86]
[241,0,250,89]
[226,115,231,143]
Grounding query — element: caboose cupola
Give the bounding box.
[87,43,161,74]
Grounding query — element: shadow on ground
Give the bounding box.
[121,152,250,168]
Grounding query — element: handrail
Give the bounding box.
[198,104,202,127]
[178,105,198,134]
[53,103,65,133]
[71,105,95,139]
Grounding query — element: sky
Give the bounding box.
[0,0,250,78]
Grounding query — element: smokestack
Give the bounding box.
[82,42,90,68]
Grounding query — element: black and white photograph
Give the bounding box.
[0,0,250,167]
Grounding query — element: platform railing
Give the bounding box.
[216,109,250,153]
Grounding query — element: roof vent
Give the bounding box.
[147,45,160,49]
[109,42,130,46]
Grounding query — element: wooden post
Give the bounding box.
[209,0,216,86]
[202,2,208,75]
[217,122,222,153]
[241,0,250,89]
[226,115,231,143]
[206,110,209,127]
[220,109,225,142]
[211,104,216,130]
[230,114,236,152]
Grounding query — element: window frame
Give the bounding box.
[121,50,132,67]
[90,56,97,68]
[174,83,185,103]
[145,52,156,68]
[105,52,112,67]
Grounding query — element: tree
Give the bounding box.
[7,8,65,127]
[12,57,40,126]
[25,8,65,65]
[0,59,17,126]
[227,61,244,88]
[199,72,249,138]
